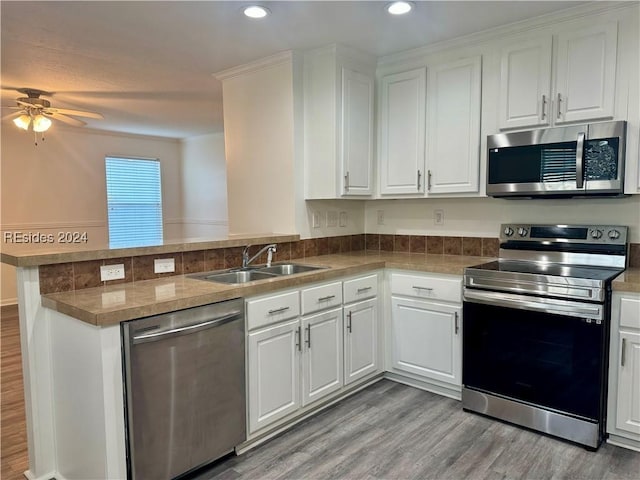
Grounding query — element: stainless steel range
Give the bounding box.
[462,224,628,449]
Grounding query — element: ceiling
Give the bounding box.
[1,1,589,139]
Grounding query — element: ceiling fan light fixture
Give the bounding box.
[387,1,413,15]
[243,5,269,18]
[13,114,31,130]
[32,114,52,132]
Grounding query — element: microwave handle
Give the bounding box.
[576,131,586,189]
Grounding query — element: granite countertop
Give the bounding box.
[41,252,491,326]
[612,268,640,294]
[0,233,299,267]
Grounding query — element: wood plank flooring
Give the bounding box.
[1,305,639,480]
[191,380,640,480]
[1,305,28,480]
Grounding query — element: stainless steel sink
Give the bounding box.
[257,263,327,276]
[191,270,278,284]
[189,263,327,284]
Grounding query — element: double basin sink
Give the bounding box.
[189,263,326,285]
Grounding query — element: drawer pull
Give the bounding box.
[268,306,290,315]
[318,295,336,302]
[413,286,433,291]
[357,287,372,293]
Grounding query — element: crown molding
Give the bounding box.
[214,51,294,81]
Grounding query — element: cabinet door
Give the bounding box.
[499,37,552,130]
[379,68,426,195]
[555,22,618,124]
[248,319,300,433]
[344,298,378,385]
[391,296,461,386]
[341,68,374,196]
[426,56,482,194]
[301,307,343,406]
[616,331,640,435]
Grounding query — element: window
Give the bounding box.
[105,157,163,248]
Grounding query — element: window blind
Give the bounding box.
[105,157,163,248]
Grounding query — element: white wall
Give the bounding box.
[180,132,229,238]
[0,125,182,305]
[364,196,640,242]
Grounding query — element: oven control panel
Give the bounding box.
[499,224,628,245]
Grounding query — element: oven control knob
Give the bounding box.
[517,227,528,237]
[608,229,620,240]
[503,227,514,237]
[591,229,603,239]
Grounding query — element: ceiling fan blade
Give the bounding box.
[48,112,86,127]
[2,111,22,120]
[1,106,22,110]
[16,99,36,108]
[45,107,103,119]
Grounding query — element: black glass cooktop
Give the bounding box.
[468,260,623,282]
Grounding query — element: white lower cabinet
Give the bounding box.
[248,318,301,433]
[344,298,378,385]
[389,272,463,392]
[302,307,344,406]
[608,292,640,448]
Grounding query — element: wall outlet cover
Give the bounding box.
[100,264,125,282]
[312,211,322,228]
[154,258,175,274]
[377,210,385,225]
[339,211,348,227]
[434,209,445,225]
[327,211,338,228]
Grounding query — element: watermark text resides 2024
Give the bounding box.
[3,231,88,244]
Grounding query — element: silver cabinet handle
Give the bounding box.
[268,306,290,315]
[454,311,459,335]
[318,295,335,302]
[296,326,302,352]
[305,324,311,348]
[576,131,586,189]
[541,94,547,120]
[417,170,422,190]
[413,285,433,291]
[621,338,627,367]
[347,311,352,333]
[557,93,562,119]
[344,171,350,191]
[357,287,372,293]
[427,170,432,191]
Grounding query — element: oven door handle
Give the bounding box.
[463,289,603,321]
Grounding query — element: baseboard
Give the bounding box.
[607,433,640,452]
[1,298,18,308]
[24,469,57,480]
[384,371,462,401]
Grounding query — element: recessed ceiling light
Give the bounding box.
[387,1,413,15]
[244,5,270,19]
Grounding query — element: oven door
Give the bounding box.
[462,289,607,421]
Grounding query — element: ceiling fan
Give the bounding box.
[3,88,104,132]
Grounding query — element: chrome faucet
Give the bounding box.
[242,244,277,269]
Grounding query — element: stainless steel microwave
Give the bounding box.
[486,120,626,198]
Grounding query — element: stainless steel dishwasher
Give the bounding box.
[122,299,246,480]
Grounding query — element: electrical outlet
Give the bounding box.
[434,209,445,225]
[154,258,175,274]
[339,211,348,227]
[377,210,385,225]
[100,264,125,282]
[327,211,338,228]
[312,211,322,228]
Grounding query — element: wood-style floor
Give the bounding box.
[2,306,639,480]
[1,305,28,480]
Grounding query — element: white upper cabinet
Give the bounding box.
[499,22,618,130]
[554,22,618,124]
[499,37,553,129]
[304,45,376,199]
[379,68,427,195]
[426,56,482,194]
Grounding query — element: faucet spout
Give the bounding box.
[242,244,277,268]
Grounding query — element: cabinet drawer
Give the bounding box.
[247,291,300,330]
[391,273,461,303]
[301,282,343,315]
[343,274,378,304]
[620,297,640,330]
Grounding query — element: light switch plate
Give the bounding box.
[339,211,348,227]
[100,264,125,282]
[434,209,445,225]
[377,210,385,225]
[327,211,338,228]
[312,211,322,228]
[154,258,175,274]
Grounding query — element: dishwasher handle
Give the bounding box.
[132,311,242,344]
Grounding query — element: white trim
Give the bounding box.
[377,1,635,68]
[1,297,18,307]
[181,218,229,226]
[214,50,293,80]
[1,220,106,230]
[23,469,57,480]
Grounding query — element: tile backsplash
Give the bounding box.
[38,234,640,295]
